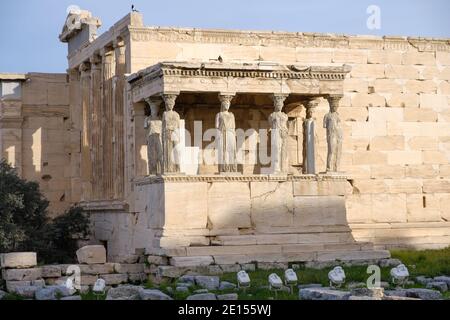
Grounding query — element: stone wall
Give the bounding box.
[0,73,72,217]
[127,29,450,249]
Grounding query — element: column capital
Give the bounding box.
[326,94,343,108]
[145,97,163,107]
[218,93,235,103]
[162,93,179,110]
[89,55,102,68]
[272,94,288,110]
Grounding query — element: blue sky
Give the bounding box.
[0,0,449,73]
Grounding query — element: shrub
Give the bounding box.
[0,159,90,263]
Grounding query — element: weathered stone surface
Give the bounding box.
[299,287,351,300]
[60,295,82,300]
[2,268,42,281]
[433,276,450,287]
[186,293,217,300]
[405,288,442,300]
[105,285,142,300]
[113,263,145,274]
[195,276,220,290]
[379,258,402,268]
[170,256,214,267]
[219,281,237,290]
[35,285,73,300]
[147,255,168,265]
[416,276,433,285]
[426,281,448,292]
[41,265,62,278]
[0,290,6,300]
[193,289,209,294]
[14,286,41,298]
[348,295,381,300]
[176,286,189,293]
[217,293,238,300]
[100,273,128,285]
[76,245,107,264]
[79,263,115,275]
[0,252,37,268]
[351,288,384,298]
[179,275,196,284]
[5,280,44,293]
[139,288,173,300]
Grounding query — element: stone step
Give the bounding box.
[169,249,390,266]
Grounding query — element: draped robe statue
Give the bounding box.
[323,96,343,172]
[162,94,181,174]
[144,100,163,175]
[215,94,237,173]
[302,100,319,174]
[268,95,289,174]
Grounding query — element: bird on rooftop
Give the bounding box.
[132,5,139,12]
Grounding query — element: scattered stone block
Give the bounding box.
[76,245,106,264]
[426,281,448,292]
[433,276,450,287]
[186,293,217,300]
[113,263,145,274]
[351,288,384,298]
[299,287,351,300]
[147,255,168,265]
[195,276,220,290]
[60,295,82,300]
[100,274,128,285]
[176,286,189,293]
[79,263,115,275]
[405,288,442,300]
[194,289,209,294]
[379,258,402,268]
[415,276,433,285]
[217,293,238,300]
[0,252,37,269]
[41,265,62,278]
[2,268,42,281]
[298,284,323,289]
[14,286,41,298]
[179,275,196,284]
[348,295,382,300]
[0,290,6,300]
[219,281,237,290]
[106,285,142,300]
[35,285,73,300]
[128,273,147,283]
[139,289,173,300]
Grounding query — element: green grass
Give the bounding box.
[391,247,450,278]
[80,290,106,300]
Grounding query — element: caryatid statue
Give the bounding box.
[323,95,343,172]
[268,94,289,174]
[303,98,319,174]
[144,98,163,175]
[215,94,238,173]
[162,94,181,174]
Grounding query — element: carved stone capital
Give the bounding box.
[78,61,91,74]
[218,93,235,110]
[162,93,178,111]
[89,55,102,69]
[272,94,288,110]
[327,95,343,110]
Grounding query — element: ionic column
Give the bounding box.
[323,95,343,173]
[216,93,238,173]
[101,48,115,199]
[89,55,102,199]
[268,94,289,175]
[162,93,181,174]
[113,39,126,198]
[79,62,92,200]
[302,98,319,174]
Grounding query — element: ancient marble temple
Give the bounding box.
[1,8,450,264]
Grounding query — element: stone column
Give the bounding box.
[144,97,163,175]
[113,39,126,198]
[323,95,343,173]
[216,93,238,173]
[101,48,115,199]
[162,93,181,174]
[302,98,319,174]
[79,62,92,200]
[268,94,289,175]
[90,55,102,199]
